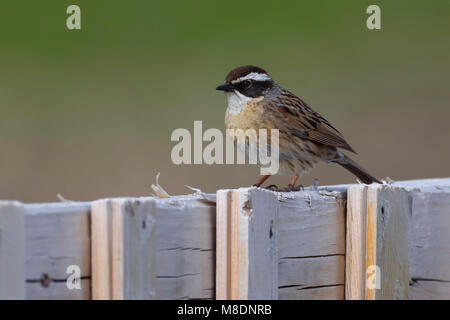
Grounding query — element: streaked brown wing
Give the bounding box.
[273,90,356,153]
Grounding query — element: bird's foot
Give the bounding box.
[279,184,304,192]
[264,184,279,191]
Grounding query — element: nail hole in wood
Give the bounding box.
[40,274,50,287]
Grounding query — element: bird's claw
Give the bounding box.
[253,179,318,192]
[279,184,304,192]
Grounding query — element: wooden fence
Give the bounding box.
[0,178,449,299]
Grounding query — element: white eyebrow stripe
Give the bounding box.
[231,72,271,84]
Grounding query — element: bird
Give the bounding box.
[216,65,382,190]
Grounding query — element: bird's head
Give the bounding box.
[216,65,276,99]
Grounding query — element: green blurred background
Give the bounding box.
[1,1,449,202]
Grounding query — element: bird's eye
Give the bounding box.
[242,80,251,89]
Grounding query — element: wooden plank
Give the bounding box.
[0,201,25,299]
[216,188,278,300]
[345,186,367,299]
[91,195,215,300]
[91,199,114,299]
[278,285,344,300]
[409,280,450,300]
[276,189,346,300]
[279,255,345,288]
[153,196,215,299]
[247,189,279,299]
[216,187,346,300]
[215,190,229,299]
[91,197,156,300]
[409,190,450,282]
[278,255,345,300]
[24,202,91,299]
[390,178,450,299]
[346,184,411,300]
[393,178,450,191]
[366,185,411,299]
[276,190,346,258]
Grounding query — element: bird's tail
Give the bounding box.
[332,152,382,184]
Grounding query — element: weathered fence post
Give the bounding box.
[91,196,216,300]
[396,178,450,299]
[24,202,91,299]
[216,188,279,299]
[0,201,25,299]
[216,187,346,300]
[345,184,411,299]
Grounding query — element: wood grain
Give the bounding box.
[0,201,25,299]
[346,185,411,300]
[216,187,346,300]
[91,195,215,300]
[393,178,450,299]
[345,185,367,299]
[24,202,91,299]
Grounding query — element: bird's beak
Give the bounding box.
[216,83,233,92]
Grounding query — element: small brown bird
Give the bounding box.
[216,65,381,189]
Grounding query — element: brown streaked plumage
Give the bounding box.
[216,65,382,189]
